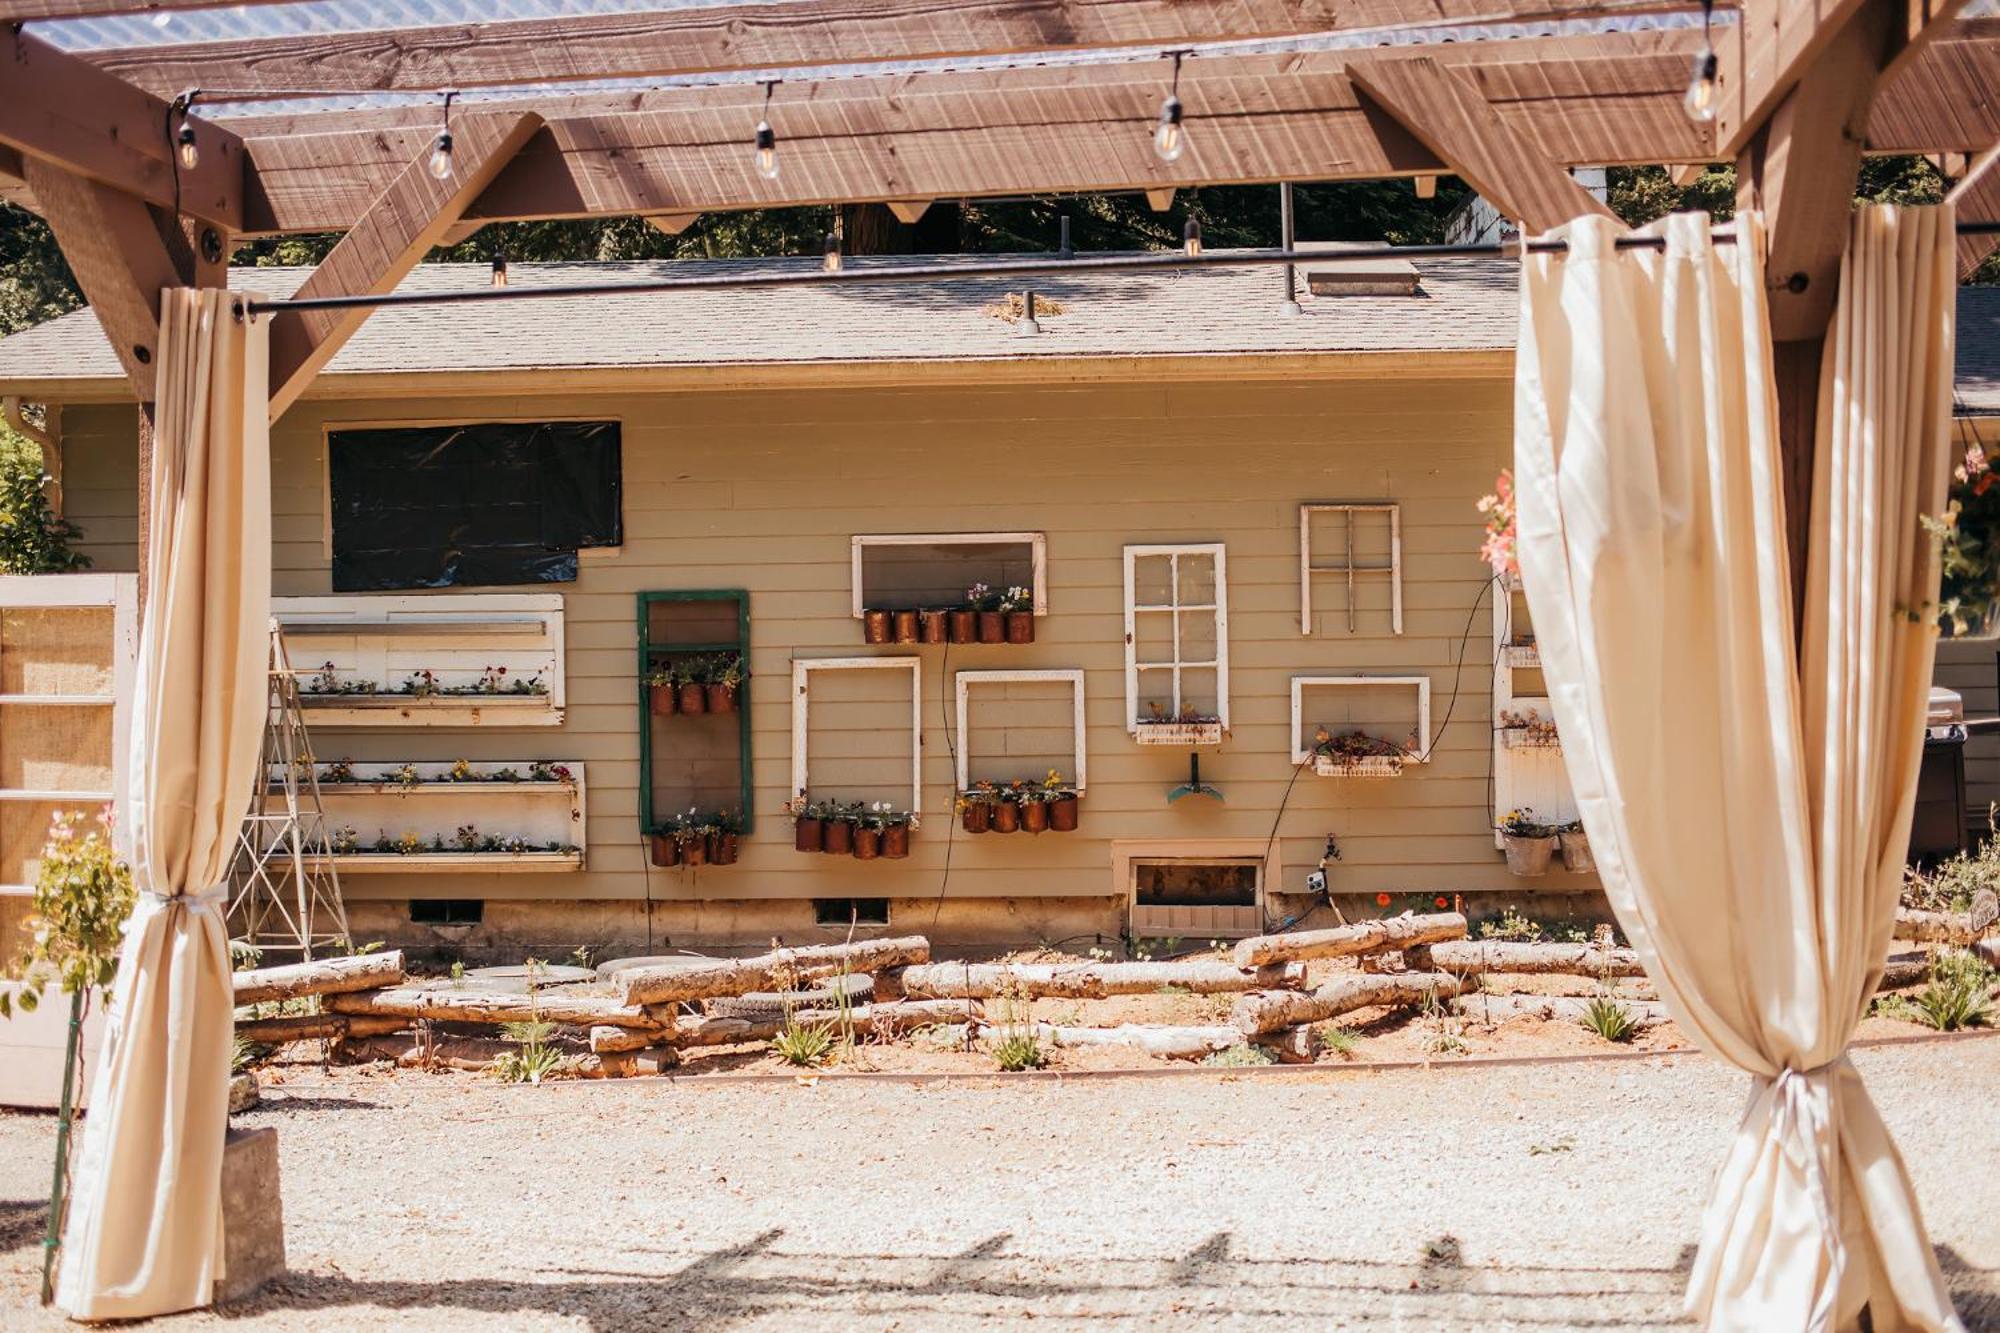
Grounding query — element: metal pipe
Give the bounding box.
[1279,182,1300,316]
[241,221,2000,317]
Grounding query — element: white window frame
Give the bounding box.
[850,532,1048,618]
[1123,542,1229,735]
[1299,502,1403,635]
[1289,675,1432,763]
[952,668,1087,794]
[0,574,140,893]
[790,656,923,820]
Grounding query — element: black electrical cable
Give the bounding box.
[929,637,958,934]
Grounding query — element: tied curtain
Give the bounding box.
[1515,206,1960,1330]
[57,289,272,1320]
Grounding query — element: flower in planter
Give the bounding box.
[330,825,360,855]
[400,669,440,697]
[453,823,483,852]
[395,830,426,856]
[449,758,475,783]
[1496,808,1557,839]
[391,762,422,788]
[1312,730,1407,760]
[489,766,524,783]
[997,585,1031,612]
[1375,892,1393,908]
[966,581,999,611]
[1477,468,1518,581]
[709,655,745,689]
[322,759,357,784]
[527,760,573,785]
[1925,441,2000,636]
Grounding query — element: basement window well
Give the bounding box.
[1123,849,1266,938]
[813,898,891,927]
[409,899,484,926]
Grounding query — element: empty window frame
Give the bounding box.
[1123,543,1229,734]
[850,533,1048,617]
[1299,503,1402,635]
[790,657,923,820]
[1290,675,1433,762]
[953,669,1088,794]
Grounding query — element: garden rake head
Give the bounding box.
[1167,753,1223,804]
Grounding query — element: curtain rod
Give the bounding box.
[240,221,2000,317]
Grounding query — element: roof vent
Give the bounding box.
[1299,242,1422,297]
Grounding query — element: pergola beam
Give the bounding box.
[0,0,250,17]
[1947,144,2000,280]
[80,0,1700,99]
[1348,55,1615,232]
[0,26,243,229]
[266,111,544,420]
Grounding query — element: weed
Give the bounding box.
[491,1018,566,1084]
[771,1019,835,1067]
[1478,908,1541,943]
[1872,993,1922,1024]
[1420,988,1468,1056]
[1904,808,2000,913]
[570,945,596,971]
[1909,950,1995,1031]
[991,1031,1045,1071]
[1579,995,1639,1043]
[988,977,1043,1071]
[231,1036,259,1075]
[1319,1025,1360,1058]
[1202,1044,1277,1068]
[448,960,466,986]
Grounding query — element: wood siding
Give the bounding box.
[59,375,1581,907]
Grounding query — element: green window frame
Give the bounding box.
[637,589,753,836]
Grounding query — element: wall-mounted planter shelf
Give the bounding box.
[276,593,565,728]
[851,532,1048,619]
[321,850,583,874]
[297,759,586,873]
[1502,642,1540,669]
[1134,720,1225,747]
[1499,729,1562,751]
[1290,676,1430,775]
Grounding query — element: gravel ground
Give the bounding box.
[2,1036,1995,1331]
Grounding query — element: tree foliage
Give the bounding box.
[0,423,89,575]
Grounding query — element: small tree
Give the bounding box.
[0,424,89,576]
[2,807,134,1304]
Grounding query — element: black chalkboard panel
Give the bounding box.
[328,420,622,591]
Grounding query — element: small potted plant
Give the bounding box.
[957,784,994,834]
[1043,770,1080,831]
[863,608,894,644]
[969,583,1005,644]
[853,803,887,860]
[1497,808,1559,877]
[679,809,712,867]
[823,801,858,855]
[1557,819,1593,873]
[1018,781,1050,833]
[947,600,977,645]
[1000,585,1035,644]
[790,797,825,853]
[920,608,949,643]
[646,663,678,715]
[1498,708,1560,749]
[990,786,1021,833]
[892,609,921,644]
[650,813,684,867]
[881,808,913,858]
[673,659,707,715]
[706,655,744,713]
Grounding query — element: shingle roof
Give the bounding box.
[0,253,1521,389]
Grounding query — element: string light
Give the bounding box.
[428,90,458,181]
[1183,215,1202,258]
[823,229,843,273]
[1154,51,1188,164]
[1683,0,1719,122]
[171,90,202,170]
[754,80,781,181]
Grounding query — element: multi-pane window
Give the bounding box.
[1123,543,1229,738]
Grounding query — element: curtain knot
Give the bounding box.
[1772,1060,1850,1330]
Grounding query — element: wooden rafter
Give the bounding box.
[0,0,248,17]
[1347,56,1614,232]
[266,111,544,420]
[1948,145,2000,280]
[81,0,1700,99]
[19,159,189,399]
[0,26,242,229]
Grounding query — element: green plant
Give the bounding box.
[991,1030,1045,1071]
[1478,908,1541,942]
[1908,950,1994,1031]
[1201,1043,1276,1067]
[0,425,89,575]
[1924,439,2000,636]
[491,1018,566,1083]
[1,809,134,1018]
[1579,995,1640,1043]
[1496,808,1557,839]
[1320,1025,1360,1058]
[1903,811,2000,913]
[231,1035,260,1076]
[771,1018,835,1067]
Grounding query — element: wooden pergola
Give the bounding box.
[1,0,1997,579]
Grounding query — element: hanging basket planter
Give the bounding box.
[960,801,991,834]
[793,816,824,853]
[1004,611,1035,644]
[852,826,882,859]
[706,682,739,713]
[991,800,1021,833]
[1502,833,1559,876]
[677,681,707,714]
[947,610,977,644]
[1021,800,1049,833]
[1558,827,1594,874]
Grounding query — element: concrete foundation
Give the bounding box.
[217,1126,285,1307]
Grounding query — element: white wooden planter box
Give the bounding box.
[1134,720,1224,747]
[1312,754,1406,778]
[293,760,586,872]
[1501,642,1541,669]
[1499,728,1562,751]
[277,593,565,728]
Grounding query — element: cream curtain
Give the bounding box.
[57,288,271,1320]
[1515,206,1960,1331]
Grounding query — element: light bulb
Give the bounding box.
[1683,49,1719,122]
[426,132,454,180]
[1183,216,1202,258]
[176,123,199,170]
[823,231,842,273]
[754,121,779,181]
[1154,94,1185,163]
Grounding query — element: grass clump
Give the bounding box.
[491,1018,566,1084]
[771,1018,836,1067]
[1319,1025,1360,1058]
[1578,995,1639,1043]
[1202,1044,1277,1068]
[991,1031,1045,1071]
[1910,950,1995,1031]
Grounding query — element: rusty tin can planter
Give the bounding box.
[678,681,708,714]
[991,800,1021,833]
[823,820,855,855]
[1048,795,1079,831]
[882,824,911,858]
[1004,611,1035,644]
[649,833,682,867]
[948,610,977,643]
[852,827,883,860]
[709,831,740,865]
[650,683,677,716]
[682,835,710,867]
[920,610,949,643]
[960,801,991,834]
[794,817,825,853]
[863,610,893,644]
[892,609,921,643]
[977,611,1005,643]
[1021,800,1050,833]
[706,682,738,713]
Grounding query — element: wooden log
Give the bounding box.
[1254,1026,1323,1064]
[1093,960,1306,994]
[894,962,1109,1000]
[589,1024,664,1054]
[326,985,670,1030]
[665,999,981,1050]
[1232,972,1465,1035]
[616,936,931,1006]
[1233,914,1466,968]
[991,1022,1245,1060]
[233,951,405,1005]
[1454,992,1671,1031]
[1894,906,1993,946]
[869,998,984,1033]
[234,1012,406,1044]
[1877,951,1932,990]
[1403,941,1645,978]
